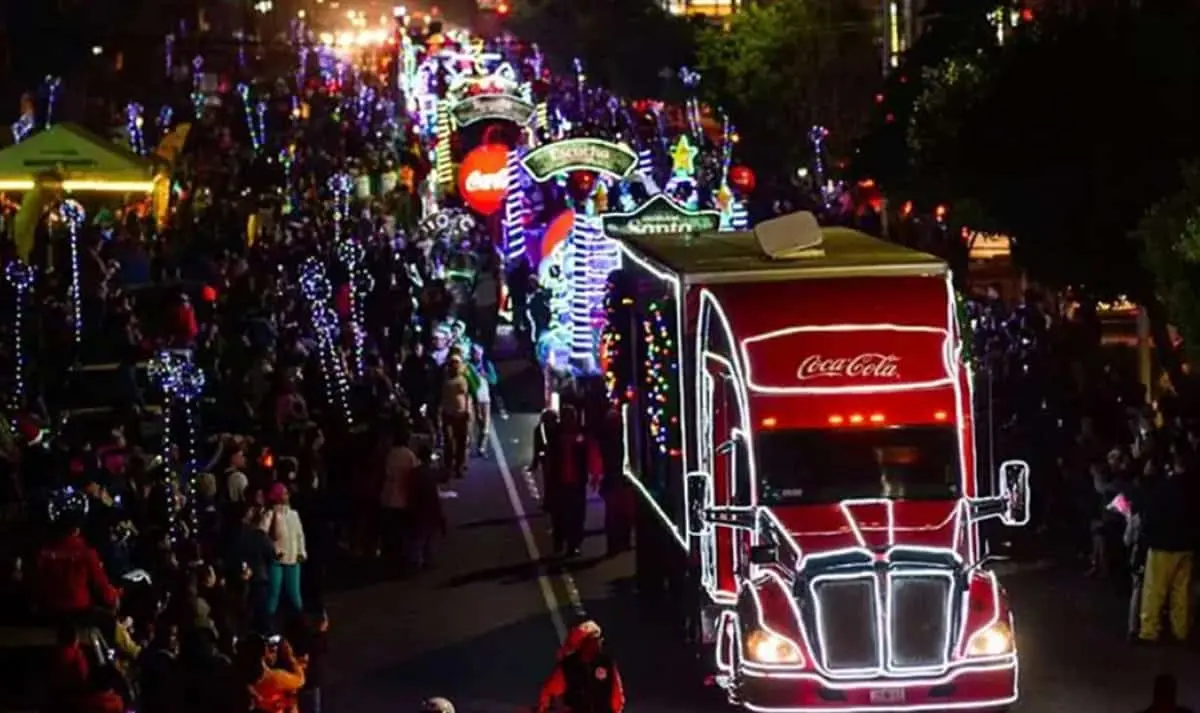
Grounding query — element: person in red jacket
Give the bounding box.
[46,625,91,713]
[174,293,198,346]
[35,514,119,623]
[538,621,625,713]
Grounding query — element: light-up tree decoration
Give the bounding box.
[300,259,353,425]
[125,103,146,155]
[149,350,206,533]
[5,262,33,413]
[191,56,205,118]
[329,173,351,243]
[237,84,262,152]
[59,200,85,349]
[335,240,368,377]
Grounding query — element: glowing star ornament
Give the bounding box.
[669,135,699,177]
[715,184,733,212]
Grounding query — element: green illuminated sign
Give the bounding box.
[601,194,722,238]
[520,138,638,182]
[450,94,535,127]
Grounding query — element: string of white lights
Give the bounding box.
[300,259,353,425]
[59,200,85,348]
[149,350,206,534]
[4,261,33,412]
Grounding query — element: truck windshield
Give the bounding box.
[755,426,961,504]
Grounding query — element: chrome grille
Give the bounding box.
[813,578,880,670]
[888,575,952,669]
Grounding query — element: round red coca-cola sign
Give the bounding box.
[457,144,509,216]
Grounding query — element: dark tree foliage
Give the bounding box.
[694,0,876,183]
[951,7,1200,302]
[509,0,699,100]
[1136,163,1200,373]
[853,0,999,196]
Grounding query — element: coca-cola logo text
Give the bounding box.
[796,353,901,381]
[464,169,506,193]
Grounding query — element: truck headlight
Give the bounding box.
[745,629,803,664]
[966,621,1013,657]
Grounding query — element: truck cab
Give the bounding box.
[607,213,1029,711]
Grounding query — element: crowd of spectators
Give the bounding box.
[0,32,514,713]
[965,290,1200,644]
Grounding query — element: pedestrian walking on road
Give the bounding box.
[407,443,447,569]
[548,405,589,557]
[380,424,418,563]
[598,408,632,556]
[440,353,473,479]
[530,409,560,512]
[469,345,499,457]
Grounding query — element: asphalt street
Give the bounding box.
[323,363,1200,713]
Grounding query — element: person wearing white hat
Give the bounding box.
[421,697,456,713]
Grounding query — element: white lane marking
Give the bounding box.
[491,427,568,642]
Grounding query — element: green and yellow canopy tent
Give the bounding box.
[0,122,173,260]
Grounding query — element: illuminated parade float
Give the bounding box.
[602,211,1030,712]
[373,28,1033,710]
[396,28,752,377]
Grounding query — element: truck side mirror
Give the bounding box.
[998,459,1031,527]
[686,472,710,537]
[749,544,777,565]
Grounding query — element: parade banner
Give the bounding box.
[521,138,638,182]
[601,194,721,238]
[451,94,534,127]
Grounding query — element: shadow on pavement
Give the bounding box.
[329,610,557,713]
[576,582,722,713]
[545,554,609,577]
[440,559,549,588]
[459,513,544,530]
[496,360,545,416]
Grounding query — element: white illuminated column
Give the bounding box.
[59,200,86,349]
[502,148,527,263]
[731,201,749,230]
[4,262,33,412]
[568,217,604,366]
[435,102,453,189]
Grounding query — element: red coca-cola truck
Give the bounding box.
[604,212,1030,712]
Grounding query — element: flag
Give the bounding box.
[154,123,192,165]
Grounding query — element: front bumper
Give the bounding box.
[738,659,1017,712]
